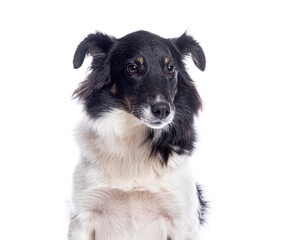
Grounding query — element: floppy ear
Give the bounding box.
[73,32,115,100]
[73,32,115,69]
[171,32,206,71]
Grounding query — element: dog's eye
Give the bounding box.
[127,64,139,74]
[167,65,175,74]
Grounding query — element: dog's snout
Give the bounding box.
[151,102,170,119]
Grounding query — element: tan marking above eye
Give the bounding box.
[136,57,144,65]
[165,57,170,64]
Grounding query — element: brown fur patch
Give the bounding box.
[164,57,170,64]
[172,88,178,101]
[174,88,178,96]
[123,97,131,111]
[137,57,144,65]
[110,83,117,95]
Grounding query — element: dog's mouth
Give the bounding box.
[142,119,169,129]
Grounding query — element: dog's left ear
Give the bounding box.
[171,32,206,71]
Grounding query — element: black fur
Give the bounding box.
[73,30,205,164]
[148,71,202,163]
[197,184,209,225]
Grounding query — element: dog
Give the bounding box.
[69,30,207,240]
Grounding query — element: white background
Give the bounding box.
[0,0,287,239]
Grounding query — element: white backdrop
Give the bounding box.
[0,0,287,239]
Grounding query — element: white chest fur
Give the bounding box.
[69,109,200,240]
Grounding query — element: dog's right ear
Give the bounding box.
[73,32,116,100]
[73,32,115,69]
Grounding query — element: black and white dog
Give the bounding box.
[69,30,207,240]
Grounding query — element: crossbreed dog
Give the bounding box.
[69,30,207,240]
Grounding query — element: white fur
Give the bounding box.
[69,109,200,240]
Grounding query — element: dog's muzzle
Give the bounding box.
[139,99,175,129]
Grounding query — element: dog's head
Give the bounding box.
[73,30,205,129]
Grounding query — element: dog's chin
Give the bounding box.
[141,119,171,129]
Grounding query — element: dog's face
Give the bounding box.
[73,31,205,129]
[109,32,180,129]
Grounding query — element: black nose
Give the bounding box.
[151,102,170,119]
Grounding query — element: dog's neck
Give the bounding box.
[75,109,169,185]
[82,109,148,152]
